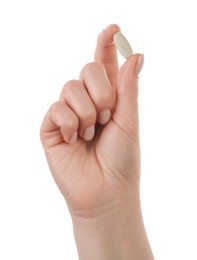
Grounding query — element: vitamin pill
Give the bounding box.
[113,31,133,59]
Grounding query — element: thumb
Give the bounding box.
[113,54,144,133]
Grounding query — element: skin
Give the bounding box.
[40,24,154,260]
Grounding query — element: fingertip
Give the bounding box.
[120,53,144,79]
[98,24,120,47]
[95,24,120,67]
[69,131,78,145]
[83,125,95,141]
[135,54,144,76]
[103,24,121,34]
[97,109,111,125]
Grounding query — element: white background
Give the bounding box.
[0,0,197,259]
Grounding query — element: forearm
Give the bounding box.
[72,190,154,260]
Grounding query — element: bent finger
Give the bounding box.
[60,80,97,140]
[80,62,114,124]
[40,101,79,147]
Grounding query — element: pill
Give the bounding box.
[113,31,133,59]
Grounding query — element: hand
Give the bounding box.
[40,24,153,260]
[40,24,143,215]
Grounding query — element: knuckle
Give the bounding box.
[50,101,60,116]
[64,79,79,89]
[81,109,96,122]
[50,101,79,130]
[60,80,81,98]
[81,62,104,75]
[66,118,78,131]
[97,92,111,104]
[95,91,113,110]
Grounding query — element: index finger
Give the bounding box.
[94,24,120,87]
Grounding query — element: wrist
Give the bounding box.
[71,190,154,260]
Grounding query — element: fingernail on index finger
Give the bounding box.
[98,24,120,47]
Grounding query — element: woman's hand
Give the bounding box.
[40,24,153,260]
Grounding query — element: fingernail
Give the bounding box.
[69,131,78,145]
[83,125,95,141]
[135,54,144,76]
[97,109,111,125]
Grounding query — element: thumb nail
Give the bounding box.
[135,54,144,76]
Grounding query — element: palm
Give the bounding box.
[44,113,139,217]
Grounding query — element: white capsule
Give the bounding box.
[113,31,133,59]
